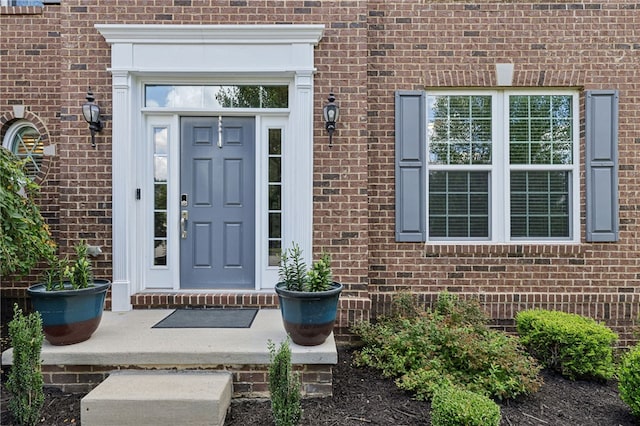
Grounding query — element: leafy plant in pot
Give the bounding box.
[275,243,343,346]
[27,241,111,345]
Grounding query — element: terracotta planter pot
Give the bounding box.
[275,282,342,346]
[27,280,111,345]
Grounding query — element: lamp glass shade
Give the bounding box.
[324,104,338,123]
[82,103,100,124]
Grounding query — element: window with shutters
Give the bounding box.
[425,90,580,243]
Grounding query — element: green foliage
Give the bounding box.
[43,241,94,291]
[431,384,501,426]
[279,243,333,292]
[6,304,44,426]
[516,309,617,380]
[279,243,307,291]
[618,344,640,417]
[0,147,56,277]
[352,292,542,401]
[268,339,302,426]
[307,253,332,292]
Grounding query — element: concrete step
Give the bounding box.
[81,370,232,426]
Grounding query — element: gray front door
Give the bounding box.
[180,117,255,289]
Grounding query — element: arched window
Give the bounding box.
[2,120,44,179]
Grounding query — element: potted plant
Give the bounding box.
[275,243,343,346]
[27,241,111,345]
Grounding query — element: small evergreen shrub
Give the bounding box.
[431,384,501,426]
[6,304,45,426]
[268,339,302,426]
[618,344,640,417]
[516,309,617,380]
[352,292,542,400]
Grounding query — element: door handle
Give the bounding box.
[181,210,189,239]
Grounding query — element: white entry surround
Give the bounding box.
[96,24,324,311]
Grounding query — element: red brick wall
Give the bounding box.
[366,0,640,346]
[2,1,639,346]
[42,363,333,397]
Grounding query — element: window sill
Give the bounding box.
[1,6,43,14]
[425,243,586,258]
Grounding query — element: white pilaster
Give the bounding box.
[110,70,133,311]
[286,71,314,260]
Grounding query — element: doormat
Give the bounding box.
[152,308,258,329]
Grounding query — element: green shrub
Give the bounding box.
[268,339,301,426]
[6,304,45,426]
[431,384,501,426]
[618,344,640,417]
[352,292,542,400]
[516,309,617,380]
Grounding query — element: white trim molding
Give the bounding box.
[97,24,324,311]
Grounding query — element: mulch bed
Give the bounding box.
[1,346,636,425]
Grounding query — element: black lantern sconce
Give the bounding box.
[82,89,103,148]
[323,92,339,147]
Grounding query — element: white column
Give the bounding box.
[110,69,133,311]
[285,71,314,260]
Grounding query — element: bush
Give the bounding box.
[352,292,542,400]
[516,309,617,380]
[0,147,56,277]
[431,384,501,426]
[618,344,640,417]
[268,339,301,426]
[6,304,45,426]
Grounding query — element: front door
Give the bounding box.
[179,117,255,289]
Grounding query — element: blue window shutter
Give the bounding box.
[585,90,619,242]
[395,91,426,242]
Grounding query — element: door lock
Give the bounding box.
[180,210,189,239]
[181,193,188,207]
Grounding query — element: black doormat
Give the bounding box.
[152,308,258,329]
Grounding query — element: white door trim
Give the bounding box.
[97,24,324,311]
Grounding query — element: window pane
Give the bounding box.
[269,129,282,154]
[428,95,492,166]
[154,240,167,266]
[269,185,281,210]
[509,95,573,166]
[429,171,489,239]
[154,212,167,238]
[145,85,289,108]
[269,213,281,238]
[154,184,167,210]
[9,124,44,178]
[269,157,281,182]
[510,171,570,238]
[268,240,282,267]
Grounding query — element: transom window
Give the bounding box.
[145,85,288,109]
[426,91,579,242]
[2,121,44,179]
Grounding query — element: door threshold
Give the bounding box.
[131,290,279,310]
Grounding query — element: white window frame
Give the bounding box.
[2,120,44,179]
[426,89,580,244]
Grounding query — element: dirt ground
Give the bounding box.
[1,346,636,426]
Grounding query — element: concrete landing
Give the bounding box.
[81,370,232,426]
[2,308,337,366]
[1,308,338,398]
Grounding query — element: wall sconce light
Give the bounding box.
[82,89,103,148]
[323,92,339,147]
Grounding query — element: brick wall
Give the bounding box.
[42,363,333,397]
[366,0,640,347]
[2,1,639,346]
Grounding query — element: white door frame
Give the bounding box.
[96,24,324,311]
